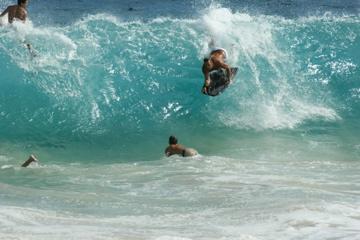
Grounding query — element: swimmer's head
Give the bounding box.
[18,0,28,6]
[169,135,178,145]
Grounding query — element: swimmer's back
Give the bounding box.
[4,5,27,23]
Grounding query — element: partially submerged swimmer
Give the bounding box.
[21,154,38,167]
[0,0,29,24]
[165,135,198,157]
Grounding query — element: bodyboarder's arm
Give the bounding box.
[202,68,211,94]
[0,7,9,17]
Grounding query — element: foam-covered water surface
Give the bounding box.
[1,156,360,239]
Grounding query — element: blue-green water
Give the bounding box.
[0,1,359,239]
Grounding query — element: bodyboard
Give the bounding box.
[204,67,238,96]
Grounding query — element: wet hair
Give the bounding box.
[169,135,178,145]
[203,58,209,62]
[18,0,27,5]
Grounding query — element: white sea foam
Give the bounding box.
[0,155,359,239]
[199,7,341,130]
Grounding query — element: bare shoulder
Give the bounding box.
[19,6,27,14]
[15,6,27,21]
[9,5,18,10]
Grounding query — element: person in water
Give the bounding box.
[0,0,29,24]
[0,0,34,55]
[202,40,232,94]
[165,135,198,157]
[21,154,38,167]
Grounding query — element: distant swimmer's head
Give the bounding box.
[169,135,178,145]
[18,0,28,6]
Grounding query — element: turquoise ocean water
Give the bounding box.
[0,0,359,239]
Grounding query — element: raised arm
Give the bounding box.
[202,63,211,94]
[0,7,9,17]
[21,155,38,167]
